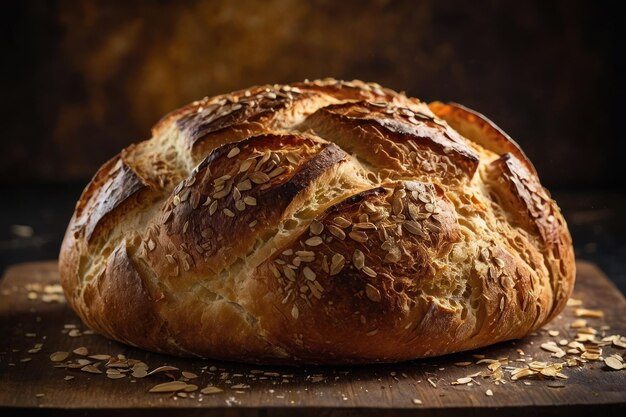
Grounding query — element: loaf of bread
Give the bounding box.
[59,79,575,364]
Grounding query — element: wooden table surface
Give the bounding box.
[0,260,625,416]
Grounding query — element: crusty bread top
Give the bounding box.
[59,79,575,364]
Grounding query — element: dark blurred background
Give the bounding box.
[1,0,625,291]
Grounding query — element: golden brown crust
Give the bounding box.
[428,101,537,175]
[59,79,575,364]
[301,101,480,182]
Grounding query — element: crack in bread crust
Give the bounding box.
[59,78,575,364]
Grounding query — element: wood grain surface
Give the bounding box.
[0,260,624,416]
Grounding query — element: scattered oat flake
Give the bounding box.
[540,343,562,353]
[488,362,501,372]
[605,356,624,370]
[200,386,223,395]
[486,389,493,397]
[548,330,560,337]
[35,393,44,398]
[454,362,472,367]
[182,371,198,379]
[88,354,111,361]
[581,351,602,361]
[73,347,88,356]
[50,351,69,362]
[184,384,199,392]
[412,398,422,405]
[42,293,65,303]
[64,376,74,381]
[81,365,102,374]
[149,381,189,393]
[540,367,558,377]
[575,308,604,319]
[566,298,583,307]
[452,377,473,385]
[613,337,626,349]
[133,369,148,378]
[146,365,179,376]
[511,368,537,381]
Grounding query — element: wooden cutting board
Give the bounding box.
[0,260,624,416]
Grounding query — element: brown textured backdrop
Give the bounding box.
[2,0,623,187]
